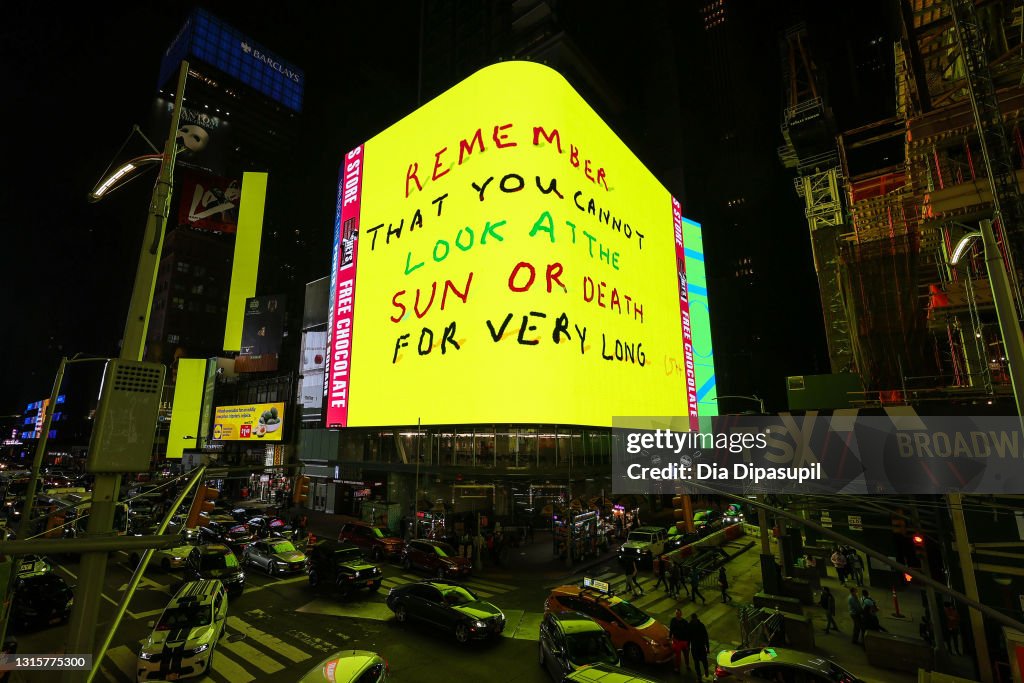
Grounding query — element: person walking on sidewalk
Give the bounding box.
[861,589,885,632]
[718,566,732,603]
[819,586,839,634]
[831,546,848,585]
[848,587,864,645]
[669,608,691,673]
[690,566,706,604]
[668,560,681,598]
[689,613,711,681]
[847,548,864,586]
[654,555,670,592]
[943,602,962,655]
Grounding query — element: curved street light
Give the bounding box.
[87,154,164,202]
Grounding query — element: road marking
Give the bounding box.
[501,610,542,640]
[699,601,732,624]
[105,645,137,680]
[117,575,170,594]
[241,574,307,594]
[221,638,285,674]
[211,646,255,682]
[227,616,311,663]
[464,577,517,592]
[641,595,679,615]
[295,598,394,622]
[133,608,165,620]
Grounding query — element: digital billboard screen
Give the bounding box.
[212,402,285,441]
[325,62,715,428]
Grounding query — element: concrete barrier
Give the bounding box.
[790,565,821,592]
[781,612,816,650]
[753,592,804,615]
[782,576,815,605]
[864,630,934,673]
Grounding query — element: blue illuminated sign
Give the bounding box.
[159,9,304,112]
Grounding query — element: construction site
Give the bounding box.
[780,0,1024,408]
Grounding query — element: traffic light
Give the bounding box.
[293,476,310,507]
[672,494,694,534]
[186,485,219,528]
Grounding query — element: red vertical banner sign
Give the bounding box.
[324,146,364,428]
[672,197,699,430]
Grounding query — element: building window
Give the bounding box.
[172,297,185,310]
[193,265,206,277]
[167,334,180,344]
[191,284,204,295]
[176,262,190,273]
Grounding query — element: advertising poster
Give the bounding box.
[212,402,286,441]
[325,61,716,427]
[177,170,241,233]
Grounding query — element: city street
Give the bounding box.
[9,532,922,683]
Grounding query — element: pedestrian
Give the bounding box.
[943,602,961,655]
[819,586,839,634]
[848,587,864,645]
[475,531,486,571]
[669,608,691,673]
[460,530,472,558]
[626,559,644,597]
[689,613,711,681]
[668,560,681,598]
[831,546,848,585]
[690,566,706,604]
[654,555,669,591]
[848,550,864,586]
[718,566,732,603]
[861,589,884,632]
[241,485,249,500]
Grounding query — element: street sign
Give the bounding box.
[820,512,832,528]
[848,515,863,531]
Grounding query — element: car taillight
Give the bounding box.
[714,665,730,677]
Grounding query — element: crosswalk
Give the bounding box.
[576,569,728,620]
[379,573,519,599]
[101,615,314,682]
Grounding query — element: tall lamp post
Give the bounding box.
[949,218,1024,417]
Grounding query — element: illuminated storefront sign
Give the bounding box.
[212,402,286,441]
[325,61,716,428]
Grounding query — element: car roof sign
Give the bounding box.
[582,577,611,594]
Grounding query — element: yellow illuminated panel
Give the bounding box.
[224,172,268,351]
[212,401,285,441]
[347,62,688,427]
[166,358,206,459]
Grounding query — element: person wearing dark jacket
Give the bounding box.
[820,586,839,634]
[669,608,691,673]
[718,566,732,603]
[689,613,711,680]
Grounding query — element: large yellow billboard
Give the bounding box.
[325,61,712,427]
[212,402,285,441]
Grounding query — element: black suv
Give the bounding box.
[306,540,383,596]
[184,543,246,597]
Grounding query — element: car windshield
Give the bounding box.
[729,648,764,663]
[372,527,399,539]
[227,526,250,538]
[271,541,296,554]
[269,519,287,528]
[334,548,363,562]
[442,587,477,605]
[157,605,211,630]
[608,600,652,628]
[199,553,238,571]
[626,532,651,543]
[434,544,453,557]
[565,632,618,666]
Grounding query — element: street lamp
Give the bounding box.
[949,219,1024,417]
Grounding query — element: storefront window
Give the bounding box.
[495,428,516,468]
[455,430,474,466]
[517,426,537,468]
[475,429,495,468]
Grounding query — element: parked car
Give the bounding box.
[401,539,470,579]
[137,579,228,681]
[544,583,672,665]
[298,650,389,683]
[306,539,383,595]
[337,521,404,560]
[199,518,255,555]
[723,503,745,524]
[243,539,308,576]
[184,544,246,597]
[386,580,505,643]
[156,528,202,572]
[694,509,724,536]
[617,527,668,567]
[538,611,620,681]
[713,647,864,682]
[11,573,74,631]
[665,526,699,551]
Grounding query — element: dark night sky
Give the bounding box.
[1,2,894,415]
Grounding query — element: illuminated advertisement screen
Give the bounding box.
[325,62,716,428]
[212,402,285,441]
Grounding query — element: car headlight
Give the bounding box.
[186,643,209,655]
[139,651,157,660]
[473,620,486,629]
[275,560,288,566]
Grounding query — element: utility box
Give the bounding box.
[86,359,166,473]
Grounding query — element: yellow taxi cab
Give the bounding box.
[544,578,672,666]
